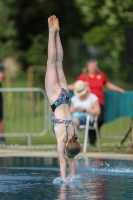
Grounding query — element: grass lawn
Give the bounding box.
[1,72,133,153]
[4,132,128,154]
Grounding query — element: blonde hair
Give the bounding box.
[82,59,100,75]
[64,134,81,158]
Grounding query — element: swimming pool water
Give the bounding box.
[0,157,133,200]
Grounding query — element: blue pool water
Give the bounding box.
[0,157,133,200]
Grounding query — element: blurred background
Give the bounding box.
[0,0,133,85]
[0,0,133,151]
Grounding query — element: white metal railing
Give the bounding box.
[1,88,132,146]
[0,88,50,146]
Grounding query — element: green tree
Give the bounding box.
[76,0,133,83]
[0,0,17,60]
[1,0,85,74]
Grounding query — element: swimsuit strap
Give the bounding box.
[66,123,68,140]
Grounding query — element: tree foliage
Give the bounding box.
[0,0,133,83]
[75,0,133,82]
[0,0,85,72]
[0,1,17,60]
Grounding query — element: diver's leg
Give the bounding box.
[53,16,68,89]
[45,16,60,104]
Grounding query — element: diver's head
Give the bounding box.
[64,134,81,158]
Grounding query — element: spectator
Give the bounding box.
[68,60,125,145]
[70,81,100,146]
[0,63,5,143]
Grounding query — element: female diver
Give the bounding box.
[45,15,81,182]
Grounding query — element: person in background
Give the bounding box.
[68,60,125,145]
[0,63,5,143]
[70,80,100,146]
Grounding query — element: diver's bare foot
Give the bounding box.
[53,15,60,31]
[48,16,56,32]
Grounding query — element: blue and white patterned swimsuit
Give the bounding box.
[51,88,70,112]
[51,88,75,137]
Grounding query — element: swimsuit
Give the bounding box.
[51,88,70,112]
[51,88,75,138]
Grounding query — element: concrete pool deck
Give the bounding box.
[0,145,133,160]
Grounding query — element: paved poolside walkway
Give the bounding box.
[0,145,133,160]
